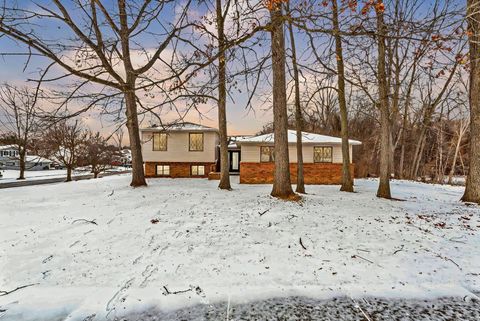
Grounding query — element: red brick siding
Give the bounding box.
[145,162,215,178]
[239,162,355,184]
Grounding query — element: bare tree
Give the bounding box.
[82,131,116,178]
[0,1,198,187]
[331,0,354,192]
[375,1,392,199]
[286,0,305,194]
[462,0,480,203]
[0,84,41,179]
[43,120,87,182]
[215,0,232,190]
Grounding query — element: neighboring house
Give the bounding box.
[141,122,219,178]
[111,148,132,167]
[0,145,20,169]
[24,156,53,170]
[0,145,53,170]
[235,130,362,184]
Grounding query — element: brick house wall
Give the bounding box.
[145,162,216,178]
[239,162,355,184]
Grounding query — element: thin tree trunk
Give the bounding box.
[375,4,392,199]
[399,142,406,178]
[448,145,460,184]
[124,89,147,187]
[459,149,466,176]
[397,61,417,179]
[270,3,295,199]
[412,133,427,179]
[66,166,72,182]
[287,2,305,194]
[462,0,480,203]
[410,124,427,179]
[18,149,26,180]
[332,0,353,192]
[448,121,467,184]
[216,0,231,190]
[437,122,444,183]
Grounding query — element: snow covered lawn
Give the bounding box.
[0,169,87,183]
[0,176,479,320]
[0,167,131,184]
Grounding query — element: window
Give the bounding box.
[189,133,204,151]
[191,165,205,176]
[313,146,333,163]
[152,133,167,151]
[260,146,275,162]
[156,165,170,176]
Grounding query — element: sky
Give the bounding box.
[0,0,274,144]
[0,0,466,144]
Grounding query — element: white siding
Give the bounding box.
[142,131,219,162]
[240,144,353,164]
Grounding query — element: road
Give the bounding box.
[122,295,480,321]
[0,171,130,189]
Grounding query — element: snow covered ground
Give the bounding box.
[0,167,131,184]
[0,169,88,183]
[0,176,479,320]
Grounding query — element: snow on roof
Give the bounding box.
[25,155,53,163]
[236,130,362,145]
[141,122,218,132]
[0,144,19,150]
[227,135,253,149]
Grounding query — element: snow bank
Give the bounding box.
[0,176,479,320]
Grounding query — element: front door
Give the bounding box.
[229,151,240,173]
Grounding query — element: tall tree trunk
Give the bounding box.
[66,166,72,182]
[332,0,354,192]
[462,0,480,203]
[287,2,305,194]
[270,3,295,199]
[118,1,147,188]
[216,0,231,190]
[125,89,147,187]
[375,4,392,199]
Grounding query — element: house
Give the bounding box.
[140,123,361,184]
[0,145,19,169]
[0,145,53,170]
[141,122,219,178]
[235,130,362,184]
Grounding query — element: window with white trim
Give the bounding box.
[156,165,170,176]
[191,165,205,176]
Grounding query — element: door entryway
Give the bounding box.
[229,150,240,173]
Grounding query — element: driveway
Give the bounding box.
[122,295,480,321]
